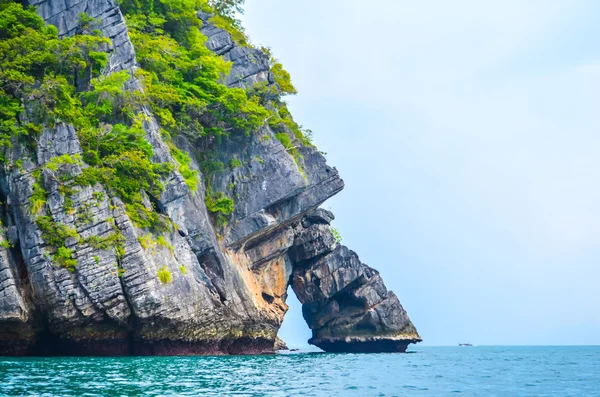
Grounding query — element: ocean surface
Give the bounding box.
[0,346,598,396]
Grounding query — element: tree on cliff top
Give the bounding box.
[209,0,245,18]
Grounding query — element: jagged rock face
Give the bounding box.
[0,0,419,355]
[198,11,272,88]
[289,210,421,353]
[6,125,132,354]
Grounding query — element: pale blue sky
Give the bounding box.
[242,0,600,347]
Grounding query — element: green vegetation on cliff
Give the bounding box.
[0,1,169,268]
[157,265,173,283]
[121,0,269,140]
[0,0,310,270]
[0,1,108,161]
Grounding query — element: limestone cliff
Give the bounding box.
[0,0,421,355]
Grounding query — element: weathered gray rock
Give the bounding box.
[207,125,344,249]
[198,11,273,89]
[0,243,36,355]
[290,224,337,263]
[290,212,421,352]
[3,124,133,354]
[29,0,136,73]
[274,336,288,351]
[302,208,335,228]
[0,0,420,355]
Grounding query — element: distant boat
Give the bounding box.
[459,343,473,347]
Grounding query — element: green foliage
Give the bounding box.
[331,227,342,243]
[75,120,173,229]
[37,207,125,272]
[60,186,77,215]
[54,246,77,272]
[138,233,155,250]
[168,142,199,191]
[274,133,291,149]
[1,2,171,231]
[256,47,296,97]
[41,155,82,215]
[205,191,234,215]
[78,12,100,33]
[199,152,225,174]
[271,103,314,178]
[157,265,173,283]
[274,131,305,176]
[36,216,79,247]
[28,75,82,127]
[120,0,204,47]
[125,202,169,231]
[269,103,313,147]
[208,0,245,19]
[229,158,242,169]
[29,169,47,215]
[205,190,234,226]
[138,233,173,255]
[209,14,247,46]
[81,231,126,252]
[78,122,153,161]
[1,0,316,240]
[44,154,82,172]
[179,265,187,274]
[0,239,12,249]
[0,2,109,161]
[122,0,269,141]
[79,71,138,125]
[103,149,171,202]
[36,215,79,271]
[93,191,105,201]
[270,62,297,95]
[156,235,174,254]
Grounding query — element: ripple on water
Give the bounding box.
[0,347,599,396]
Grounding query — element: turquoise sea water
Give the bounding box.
[0,346,598,396]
